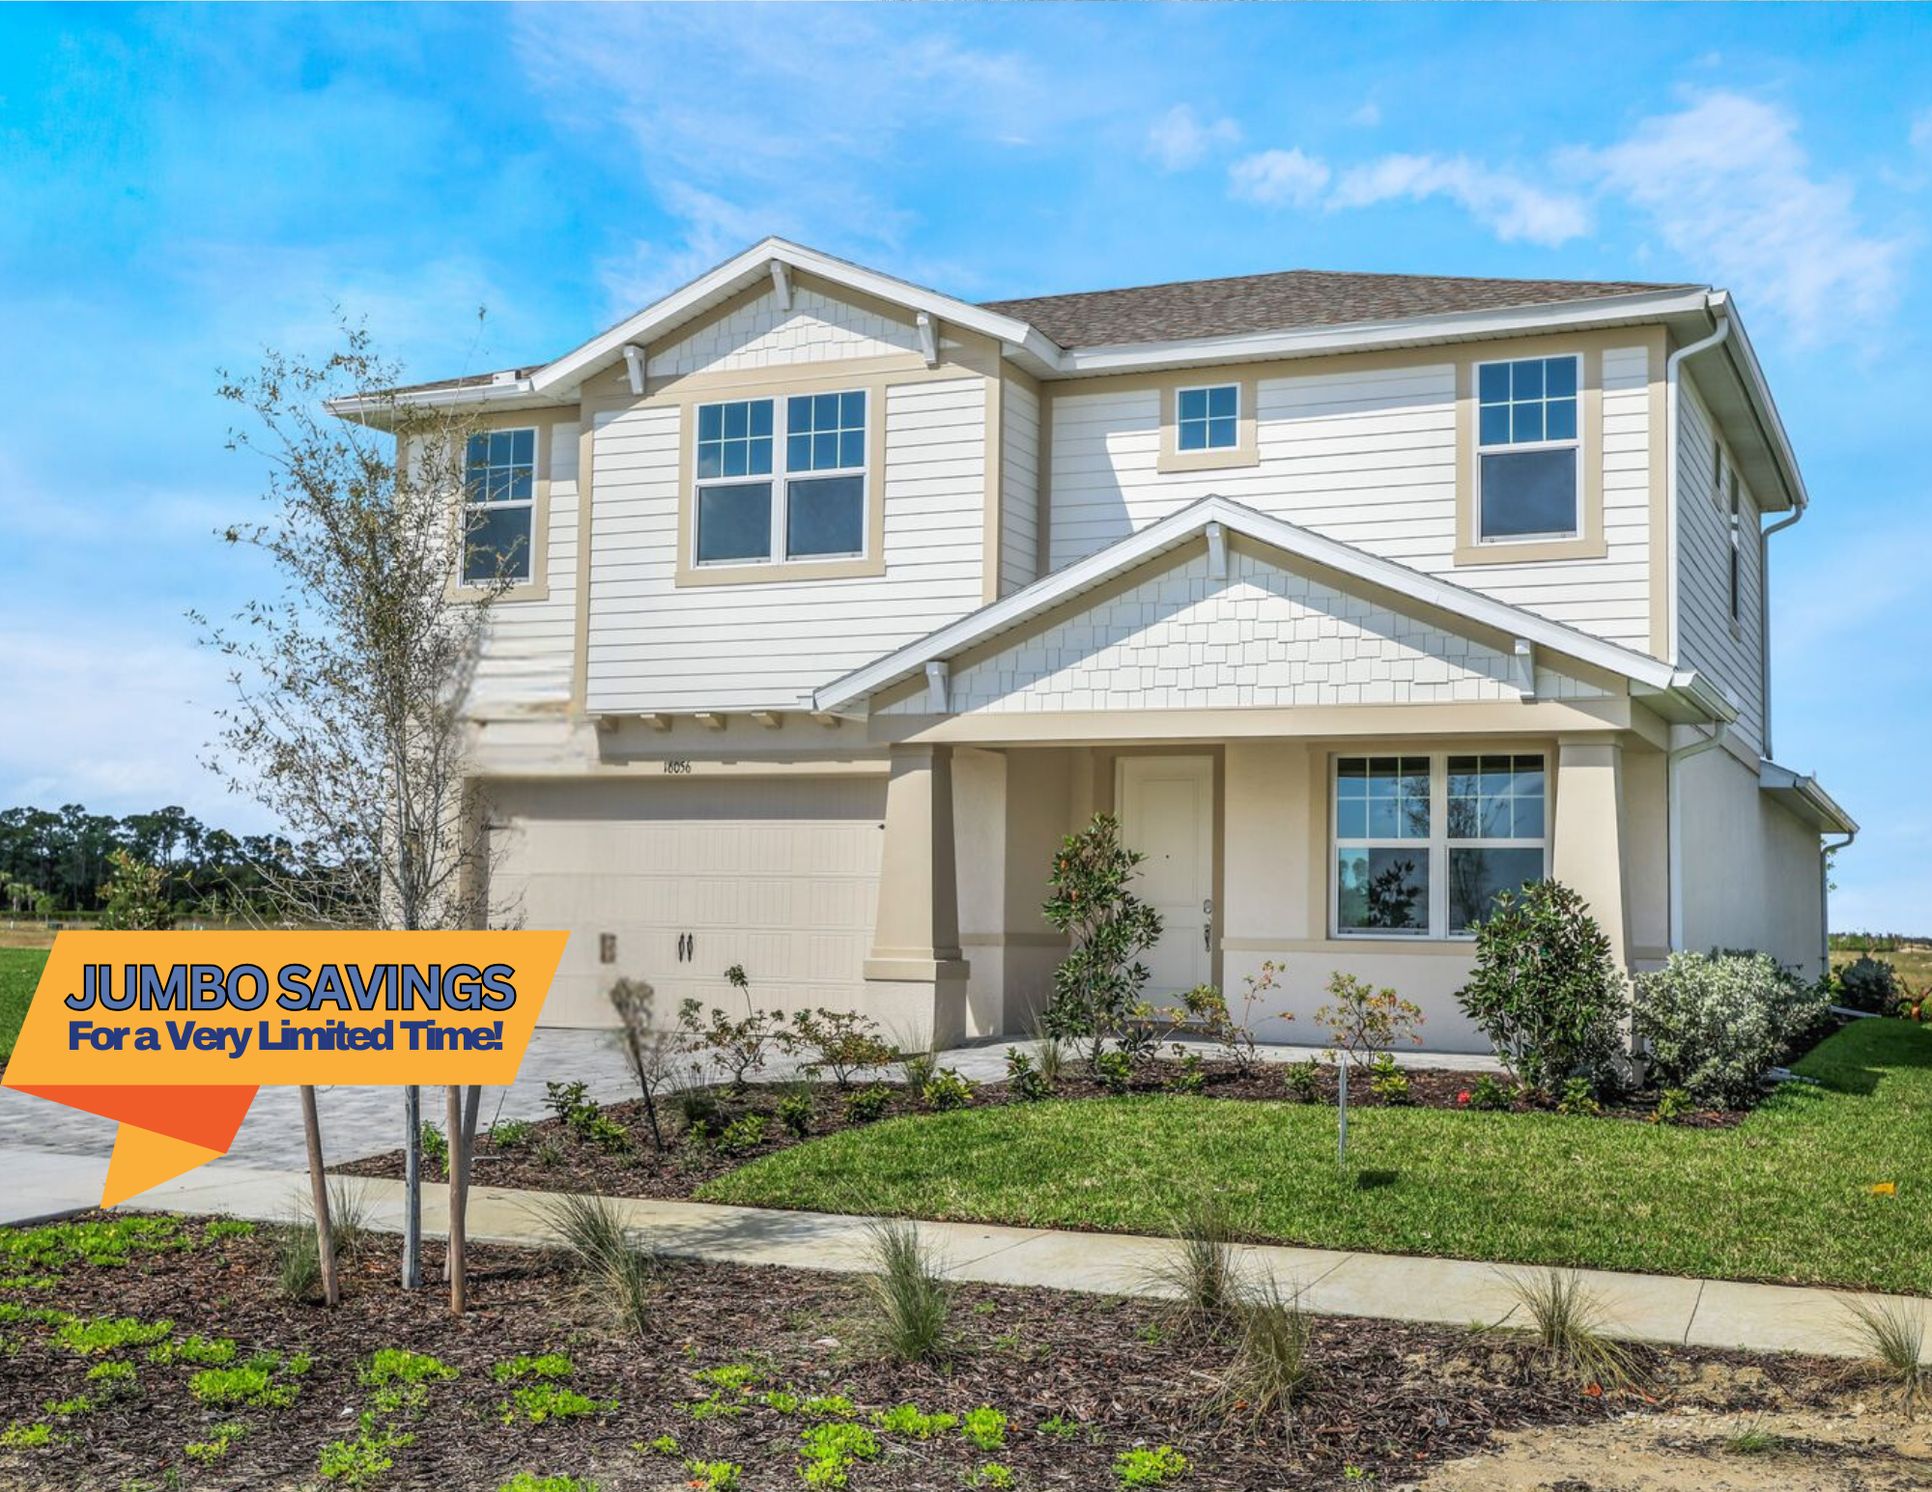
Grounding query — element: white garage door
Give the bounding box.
[484,776,886,1028]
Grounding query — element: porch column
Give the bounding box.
[1550,737,1631,969]
[865,743,970,1049]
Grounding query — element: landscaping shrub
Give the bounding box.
[777,1086,816,1137]
[1144,1193,1237,1337]
[1314,972,1424,1064]
[1454,880,1626,1092]
[860,1219,950,1363]
[1365,1054,1412,1105]
[920,1068,975,1112]
[544,1080,596,1128]
[1836,955,1904,1015]
[1162,968,1279,1076]
[678,993,783,1093]
[1169,1052,1207,1094]
[1224,1281,1314,1434]
[1003,1046,1052,1101]
[1041,813,1164,1071]
[1465,1074,1515,1112]
[715,1114,767,1156]
[1634,951,1830,1107]
[535,1192,656,1340]
[842,1086,892,1124]
[1281,1059,1321,1103]
[786,1008,894,1088]
[1094,1049,1133,1094]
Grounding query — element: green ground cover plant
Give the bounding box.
[700,1019,1932,1294]
[0,947,46,1062]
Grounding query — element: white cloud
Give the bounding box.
[1350,101,1382,128]
[1568,91,1903,340]
[1145,104,1241,172]
[1228,148,1332,209]
[1329,153,1590,246]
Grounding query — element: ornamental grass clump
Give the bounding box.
[534,1192,657,1340]
[1223,1281,1315,1436]
[1143,1193,1240,1338]
[1503,1268,1636,1389]
[1841,1294,1930,1412]
[860,1219,950,1363]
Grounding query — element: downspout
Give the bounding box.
[1820,829,1856,977]
[1664,306,1732,666]
[1666,721,1727,955]
[1758,504,1806,760]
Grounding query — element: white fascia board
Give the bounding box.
[1709,293,1809,514]
[813,493,1687,712]
[530,238,1041,398]
[1759,759,1858,834]
[1050,287,1715,377]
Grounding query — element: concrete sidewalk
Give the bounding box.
[117,1163,1908,1364]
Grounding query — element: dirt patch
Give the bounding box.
[335,1058,1750,1202]
[0,1212,1895,1492]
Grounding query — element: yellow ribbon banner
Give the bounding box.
[3,930,567,1205]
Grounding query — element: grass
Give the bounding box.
[530,1192,656,1338]
[1840,1294,1929,1409]
[0,946,47,1061]
[701,1019,1932,1295]
[1502,1268,1636,1388]
[859,1218,951,1363]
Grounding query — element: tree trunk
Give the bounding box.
[445,1085,482,1284]
[445,1084,467,1316]
[401,1085,422,1289]
[299,1086,340,1307]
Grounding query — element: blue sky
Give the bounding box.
[1,3,1926,932]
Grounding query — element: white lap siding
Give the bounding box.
[1045,348,1656,654]
[999,377,1041,596]
[468,419,580,717]
[585,378,988,712]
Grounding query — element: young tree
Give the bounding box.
[199,322,510,1302]
[609,978,682,1153]
[1040,814,1164,1071]
[98,850,176,931]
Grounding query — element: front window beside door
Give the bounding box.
[1332,752,1547,937]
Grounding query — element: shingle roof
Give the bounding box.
[980,268,1698,349]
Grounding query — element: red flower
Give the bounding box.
[1457,1090,1471,1105]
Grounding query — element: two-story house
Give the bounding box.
[343,239,1855,1051]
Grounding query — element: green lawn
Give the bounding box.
[701,1020,1932,1295]
[0,947,48,1062]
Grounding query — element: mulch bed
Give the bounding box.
[336,1055,1748,1202]
[0,1213,1852,1491]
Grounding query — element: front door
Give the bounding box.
[1117,755,1214,996]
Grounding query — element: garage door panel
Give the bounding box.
[485,776,885,1029]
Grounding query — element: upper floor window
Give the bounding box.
[463,428,535,583]
[694,391,867,566]
[1477,355,1579,542]
[1333,752,1547,938]
[1176,384,1239,451]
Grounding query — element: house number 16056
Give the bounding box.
[662,759,693,775]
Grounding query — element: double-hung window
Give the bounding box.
[1176,384,1239,451]
[463,428,536,583]
[1333,752,1548,938]
[1476,355,1580,541]
[693,390,868,567]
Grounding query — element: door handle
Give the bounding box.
[1203,923,1211,952]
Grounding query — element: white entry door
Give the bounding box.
[1117,755,1214,996]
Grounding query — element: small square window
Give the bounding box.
[1176,384,1240,452]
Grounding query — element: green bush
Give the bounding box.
[1365,1054,1411,1105]
[1004,1047,1053,1101]
[1094,1050,1133,1095]
[843,1086,892,1124]
[490,1119,535,1149]
[1114,1444,1189,1487]
[1465,1073,1516,1111]
[715,1114,767,1155]
[1454,880,1626,1092]
[777,1088,816,1137]
[920,1068,975,1112]
[1041,814,1164,1071]
[1836,955,1903,1015]
[1169,1052,1207,1094]
[1281,1059,1321,1103]
[1634,951,1829,1107]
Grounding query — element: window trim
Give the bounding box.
[450,420,550,602]
[675,381,889,587]
[1174,382,1242,454]
[1157,373,1258,473]
[1329,750,1550,941]
[1453,340,1609,568]
[1472,353,1583,546]
[1726,468,1744,628]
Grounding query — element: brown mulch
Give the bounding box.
[0,1214,1854,1492]
[335,1056,1747,1202]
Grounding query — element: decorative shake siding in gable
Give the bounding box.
[584,378,987,712]
[652,285,921,377]
[882,548,1606,715]
[1045,347,1656,653]
[1676,380,1766,753]
[468,419,580,717]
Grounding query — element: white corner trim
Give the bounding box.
[813,494,1700,713]
[924,659,951,713]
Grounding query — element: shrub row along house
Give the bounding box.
[339,241,1854,1052]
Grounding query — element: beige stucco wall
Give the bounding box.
[1677,746,1826,976]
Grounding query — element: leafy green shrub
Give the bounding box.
[777,1088,815,1137]
[203,1219,256,1242]
[1651,1087,1693,1124]
[1365,1054,1411,1104]
[1837,955,1904,1015]
[184,1420,247,1462]
[843,1086,893,1124]
[678,1085,723,1131]
[364,1349,458,1387]
[497,1477,596,1492]
[1041,814,1164,1071]
[1004,1047,1052,1101]
[1094,1050,1133,1095]
[583,1113,633,1154]
[148,1333,235,1366]
[798,1421,880,1487]
[1169,1052,1207,1094]
[716,1114,767,1155]
[802,1393,857,1419]
[678,985,783,1092]
[1114,1444,1189,1487]
[1555,1077,1601,1116]
[191,1362,298,1409]
[490,1118,535,1149]
[1635,951,1831,1107]
[691,1362,759,1392]
[85,1360,137,1387]
[962,1405,1008,1451]
[874,1402,958,1437]
[968,1464,1015,1489]
[419,1121,449,1170]
[0,1422,55,1449]
[787,1008,895,1087]
[921,1068,975,1112]
[545,1079,594,1127]
[1465,1073,1516,1111]
[1282,1060,1321,1103]
[1454,879,1626,1092]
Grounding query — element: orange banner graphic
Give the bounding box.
[3,930,567,1205]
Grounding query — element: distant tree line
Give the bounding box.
[0,803,302,919]
[1830,931,1931,953]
